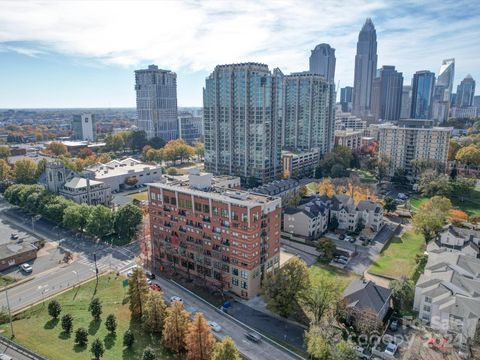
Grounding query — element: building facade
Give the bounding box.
[411,70,436,119]
[371,66,403,121]
[335,130,363,151]
[309,43,336,83]
[335,113,366,131]
[59,177,111,205]
[72,113,96,141]
[378,121,451,176]
[178,111,203,144]
[456,75,476,108]
[135,65,178,140]
[352,18,378,118]
[281,149,320,179]
[283,73,335,155]
[203,63,283,185]
[400,85,412,119]
[340,86,353,112]
[148,172,282,299]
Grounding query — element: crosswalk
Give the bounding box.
[76,254,134,273]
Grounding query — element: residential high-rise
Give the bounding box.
[203,63,282,185]
[371,66,403,121]
[340,86,353,112]
[411,70,436,119]
[378,120,451,176]
[72,113,96,141]
[283,73,336,155]
[352,18,378,118]
[400,85,412,119]
[456,75,476,108]
[309,43,336,83]
[135,65,178,140]
[178,111,203,144]
[148,171,282,299]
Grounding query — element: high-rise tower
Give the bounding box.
[456,75,476,108]
[135,65,178,140]
[309,43,336,83]
[370,66,403,121]
[411,70,435,119]
[352,18,378,118]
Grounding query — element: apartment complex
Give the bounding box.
[378,120,451,176]
[135,65,178,140]
[335,113,366,131]
[148,171,282,299]
[335,130,363,151]
[178,111,203,144]
[203,63,283,185]
[281,149,320,178]
[72,113,96,141]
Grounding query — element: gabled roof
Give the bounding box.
[357,200,382,213]
[63,177,103,189]
[343,280,391,315]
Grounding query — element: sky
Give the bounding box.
[0,0,479,108]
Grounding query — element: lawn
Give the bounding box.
[305,181,318,195]
[410,193,480,217]
[350,169,377,184]
[127,191,148,201]
[309,261,359,292]
[368,231,425,280]
[0,276,172,360]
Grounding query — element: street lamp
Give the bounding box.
[31,214,41,233]
[38,285,49,307]
[72,270,79,286]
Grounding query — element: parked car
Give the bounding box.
[245,332,262,343]
[170,296,183,303]
[349,237,356,243]
[10,233,18,240]
[208,321,222,332]
[150,284,161,291]
[147,279,152,285]
[384,341,398,356]
[389,319,398,332]
[0,354,13,360]
[339,234,346,240]
[20,263,33,273]
[145,271,155,280]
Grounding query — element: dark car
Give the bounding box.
[339,234,346,240]
[245,332,262,343]
[10,233,18,240]
[145,271,155,280]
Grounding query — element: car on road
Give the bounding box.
[389,319,398,332]
[20,263,33,273]
[150,284,161,291]
[147,279,152,285]
[10,233,18,240]
[208,321,222,332]
[338,234,346,240]
[0,354,13,360]
[145,270,155,280]
[335,258,348,265]
[245,332,262,343]
[170,296,183,303]
[384,341,398,356]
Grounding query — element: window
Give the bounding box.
[242,213,248,223]
[232,268,239,276]
[240,270,248,279]
[231,278,239,286]
[195,202,202,212]
[425,296,432,304]
[240,281,248,289]
[423,305,431,312]
[203,204,210,213]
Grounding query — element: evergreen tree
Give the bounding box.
[48,300,62,319]
[61,313,74,334]
[88,297,103,321]
[91,338,105,360]
[142,347,156,360]
[75,327,88,347]
[123,329,134,348]
[105,314,117,334]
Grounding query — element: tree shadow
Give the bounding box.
[104,332,116,349]
[44,318,59,329]
[88,319,101,335]
[73,344,87,353]
[59,331,71,340]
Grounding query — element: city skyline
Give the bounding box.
[0,0,479,108]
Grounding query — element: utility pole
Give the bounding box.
[94,253,99,292]
[5,288,14,338]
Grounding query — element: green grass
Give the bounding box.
[127,191,148,201]
[309,261,359,292]
[305,182,318,195]
[350,169,377,184]
[0,275,16,288]
[0,276,172,360]
[368,231,425,280]
[410,192,480,217]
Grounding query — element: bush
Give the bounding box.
[105,314,117,334]
[48,300,61,319]
[91,338,104,360]
[123,329,134,348]
[61,314,74,334]
[75,327,88,347]
[88,297,102,321]
[142,347,156,360]
[166,167,178,176]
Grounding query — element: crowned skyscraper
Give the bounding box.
[432,59,455,124]
[309,43,336,83]
[352,18,378,119]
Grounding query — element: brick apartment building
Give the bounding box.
[148,171,282,299]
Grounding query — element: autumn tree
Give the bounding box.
[301,276,340,324]
[185,312,215,360]
[193,142,205,159]
[128,267,150,319]
[142,291,167,333]
[262,257,310,317]
[305,326,330,360]
[331,341,357,360]
[13,158,37,184]
[315,238,336,260]
[318,178,335,197]
[105,133,125,152]
[46,141,68,156]
[456,144,480,166]
[211,336,241,360]
[162,301,190,354]
[448,139,462,161]
[413,196,451,243]
[0,146,10,159]
[163,139,195,164]
[0,159,10,181]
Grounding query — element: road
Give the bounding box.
[0,337,45,360]
[148,275,303,360]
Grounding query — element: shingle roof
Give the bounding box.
[343,280,391,315]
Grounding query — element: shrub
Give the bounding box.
[48,300,61,319]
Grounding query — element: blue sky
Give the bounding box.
[0,0,479,108]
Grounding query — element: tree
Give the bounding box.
[262,257,310,317]
[211,336,241,360]
[13,158,37,184]
[86,205,113,239]
[0,146,10,159]
[305,327,330,360]
[383,197,397,214]
[185,312,215,360]
[163,139,195,164]
[63,204,91,232]
[413,196,451,243]
[299,186,307,198]
[162,300,190,354]
[315,238,336,261]
[314,165,323,179]
[130,130,148,151]
[105,133,125,152]
[142,347,156,360]
[148,136,166,149]
[318,178,335,197]
[61,314,74,334]
[166,167,178,175]
[105,314,117,334]
[331,341,357,360]
[128,267,150,319]
[418,170,452,197]
[46,141,68,156]
[452,176,476,198]
[390,278,414,312]
[75,327,89,347]
[0,159,10,182]
[448,139,462,161]
[143,291,167,333]
[89,297,102,321]
[353,307,382,336]
[114,204,143,244]
[123,329,134,348]
[456,144,480,166]
[48,300,62,319]
[194,142,204,159]
[330,163,346,178]
[90,338,105,360]
[301,276,340,324]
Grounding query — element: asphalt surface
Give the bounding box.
[0,341,35,360]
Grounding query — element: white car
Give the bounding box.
[208,321,222,332]
[170,296,183,303]
[384,341,398,356]
[20,263,33,273]
[0,353,13,360]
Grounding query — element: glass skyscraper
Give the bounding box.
[411,70,435,119]
[309,43,336,83]
[456,75,476,108]
[340,86,353,112]
[371,66,403,121]
[203,63,282,185]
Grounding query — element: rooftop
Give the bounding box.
[0,242,37,260]
[63,177,104,189]
[86,158,161,179]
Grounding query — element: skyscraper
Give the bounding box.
[283,73,336,155]
[203,63,282,185]
[72,113,96,141]
[400,85,412,119]
[437,58,455,102]
[456,75,476,108]
[309,43,336,83]
[370,66,403,121]
[352,18,378,118]
[411,70,435,119]
[135,65,178,140]
[340,86,353,112]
